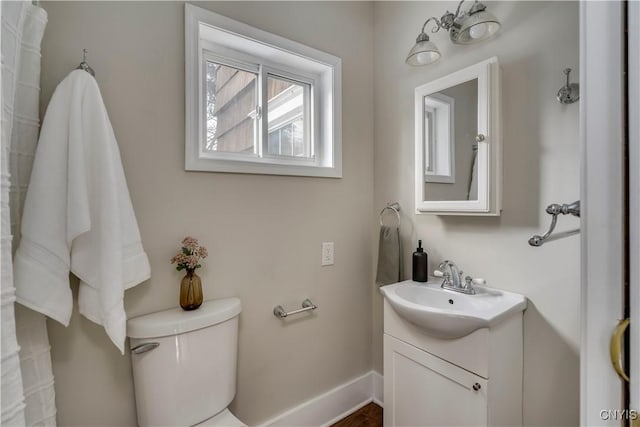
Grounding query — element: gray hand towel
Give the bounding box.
[376,226,403,286]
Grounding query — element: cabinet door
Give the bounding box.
[384,334,488,427]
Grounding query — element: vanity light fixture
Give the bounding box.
[406,0,501,66]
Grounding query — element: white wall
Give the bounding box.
[39,2,374,425]
[372,2,580,426]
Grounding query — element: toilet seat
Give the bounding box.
[196,409,245,427]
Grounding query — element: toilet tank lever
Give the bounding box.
[131,342,160,355]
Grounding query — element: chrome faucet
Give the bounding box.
[439,260,462,289]
[434,260,485,295]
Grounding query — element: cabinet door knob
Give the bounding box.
[472,382,481,391]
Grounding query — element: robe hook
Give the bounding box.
[557,68,579,104]
[76,48,96,77]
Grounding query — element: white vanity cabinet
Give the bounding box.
[383,299,523,427]
[384,334,488,426]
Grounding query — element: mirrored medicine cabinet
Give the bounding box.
[415,57,502,215]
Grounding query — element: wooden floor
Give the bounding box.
[331,402,382,427]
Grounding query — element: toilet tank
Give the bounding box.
[127,298,241,427]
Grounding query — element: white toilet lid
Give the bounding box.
[196,409,246,427]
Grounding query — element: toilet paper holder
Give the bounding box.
[273,299,317,319]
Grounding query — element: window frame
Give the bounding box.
[185,4,342,178]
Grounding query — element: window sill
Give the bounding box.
[185,157,342,178]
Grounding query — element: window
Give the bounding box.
[185,4,342,177]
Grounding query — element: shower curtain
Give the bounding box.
[1,2,57,426]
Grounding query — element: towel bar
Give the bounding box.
[529,201,580,247]
[273,299,317,319]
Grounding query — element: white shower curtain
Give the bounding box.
[1,2,56,426]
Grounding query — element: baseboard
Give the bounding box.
[372,371,384,407]
[260,371,383,427]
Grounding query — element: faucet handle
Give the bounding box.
[434,269,451,286]
[464,276,486,286]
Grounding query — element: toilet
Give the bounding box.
[127,298,244,427]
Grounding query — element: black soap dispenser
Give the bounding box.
[412,240,428,282]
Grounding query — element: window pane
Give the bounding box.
[268,130,280,155]
[280,124,293,156]
[292,120,304,157]
[205,61,258,154]
[266,75,311,159]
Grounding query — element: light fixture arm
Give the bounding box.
[453,0,486,18]
[437,0,470,32]
[418,0,489,36]
[453,0,468,19]
[420,17,446,34]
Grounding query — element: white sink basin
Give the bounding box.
[380,280,527,339]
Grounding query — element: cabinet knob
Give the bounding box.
[472,382,481,391]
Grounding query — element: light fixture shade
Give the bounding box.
[406,33,441,66]
[451,9,500,44]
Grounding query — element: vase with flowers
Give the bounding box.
[171,236,208,311]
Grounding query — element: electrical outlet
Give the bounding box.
[321,242,334,266]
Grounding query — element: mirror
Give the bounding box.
[415,57,501,215]
[423,79,478,200]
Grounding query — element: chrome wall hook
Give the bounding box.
[76,48,95,77]
[557,68,579,104]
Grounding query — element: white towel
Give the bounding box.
[13,70,150,354]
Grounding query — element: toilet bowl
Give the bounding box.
[127,298,245,426]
